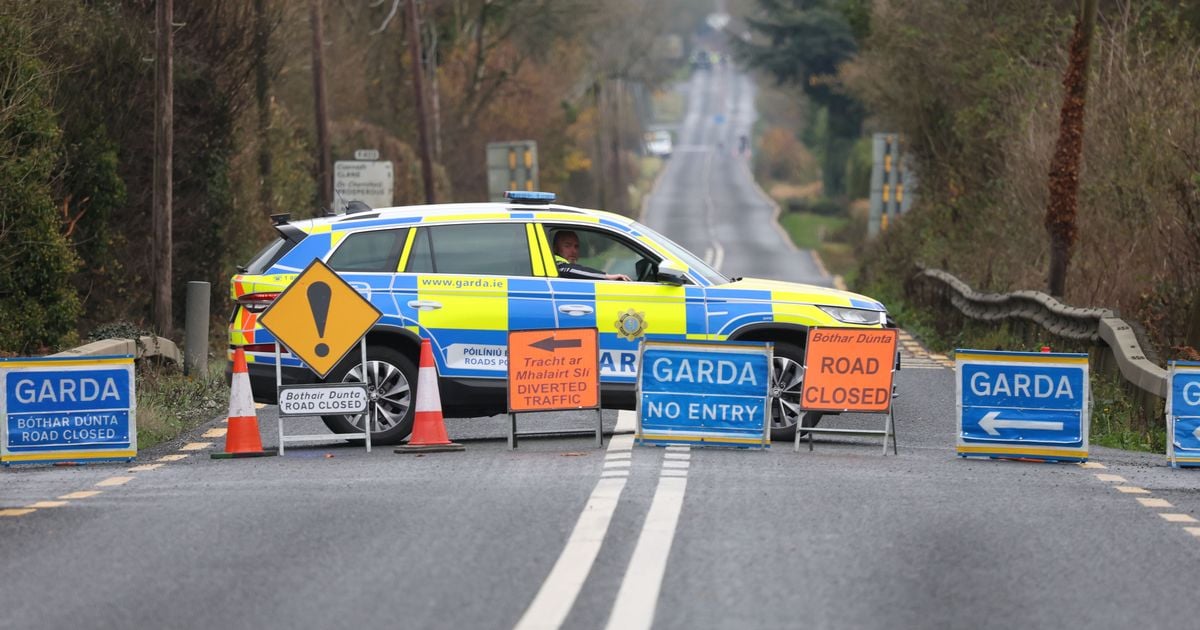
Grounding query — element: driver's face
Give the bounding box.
[556,234,580,263]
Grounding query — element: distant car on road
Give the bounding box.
[229,191,892,444]
[644,130,673,159]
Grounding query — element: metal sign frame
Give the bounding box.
[635,340,773,450]
[274,339,372,455]
[795,327,900,455]
[1167,361,1200,468]
[505,328,602,450]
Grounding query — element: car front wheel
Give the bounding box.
[769,342,823,441]
[321,345,417,445]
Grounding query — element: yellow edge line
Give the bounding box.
[958,445,1086,457]
[2,450,136,462]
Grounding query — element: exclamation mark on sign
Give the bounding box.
[308,281,332,357]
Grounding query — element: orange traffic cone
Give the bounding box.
[212,347,275,459]
[395,339,464,454]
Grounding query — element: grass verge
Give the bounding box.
[136,360,229,450]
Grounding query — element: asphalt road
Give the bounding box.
[4,65,1200,630]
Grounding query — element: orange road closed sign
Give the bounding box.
[802,327,898,413]
[508,328,599,413]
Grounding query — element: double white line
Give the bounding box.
[514,411,691,630]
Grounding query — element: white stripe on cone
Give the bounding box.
[228,366,257,419]
[416,352,442,414]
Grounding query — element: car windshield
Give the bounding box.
[632,221,729,285]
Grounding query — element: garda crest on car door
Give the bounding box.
[397,221,556,378]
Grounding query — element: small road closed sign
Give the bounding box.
[1,355,137,465]
[1167,361,1200,468]
[956,350,1090,462]
[637,341,771,449]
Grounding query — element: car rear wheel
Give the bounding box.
[769,342,823,441]
[321,345,416,445]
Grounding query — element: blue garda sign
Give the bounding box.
[1,355,137,465]
[636,341,771,448]
[956,350,1089,462]
[1168,361,1200,468]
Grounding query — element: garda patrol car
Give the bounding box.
[229,191,891,444]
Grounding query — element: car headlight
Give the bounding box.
[818,306,886,325]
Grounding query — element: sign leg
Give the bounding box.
[509,413,517,450]
[362,339,371,453]
[595,408,604,449]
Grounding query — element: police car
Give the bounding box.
[229,191,891,444]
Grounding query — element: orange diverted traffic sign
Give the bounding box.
[258,259,382,379]
[802,327,898,413]
[508,328,599,413]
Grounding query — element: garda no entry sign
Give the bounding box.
[637,341,771,448]
[1167,361,1200,468]
[956,350,1089,462]
[1,355,137,465]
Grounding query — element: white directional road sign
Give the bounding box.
[1167,361,1200,468]
[956,350,1090,462]
[334,159,394,213]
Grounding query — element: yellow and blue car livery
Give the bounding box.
[228,193,889,420]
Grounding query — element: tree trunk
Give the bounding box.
[408,0,436,204]
[310,0,332,212]
[1045,0,1097,298]
[152,0,174,337]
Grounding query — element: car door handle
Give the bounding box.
[558,304,594,316]
[407,300,442,311]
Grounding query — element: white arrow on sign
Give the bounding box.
[1194,425,1200,440]
[979,411,1064,436]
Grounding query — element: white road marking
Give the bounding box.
[615,410,637,434]
[1160,513,1198,523]
[514,434,633,630]
[1095,474,1126,483]
[605,475,689,630]
[1137,498,1174,508]
[1115,486,1150,494]
[95,476,133,487]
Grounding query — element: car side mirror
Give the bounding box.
[656,260,688,285]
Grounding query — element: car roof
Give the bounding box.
[290,201,637,232]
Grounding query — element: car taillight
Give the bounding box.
[237,292,280,313]
[241,343,278,353]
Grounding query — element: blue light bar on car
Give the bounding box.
[504,190,556,204]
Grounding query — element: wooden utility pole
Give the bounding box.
[310,0,333,212]
[254,0,273,214]
[152,0,174,336]
[407,0,436,203]
[1045,0,1097,298]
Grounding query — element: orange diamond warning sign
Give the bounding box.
[258,259,382,379]
[507,328,599,413]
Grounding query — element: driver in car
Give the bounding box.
[552,230,631,281]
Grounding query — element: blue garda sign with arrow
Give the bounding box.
[956,350,1090,462]
[1167,361,1200,468]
